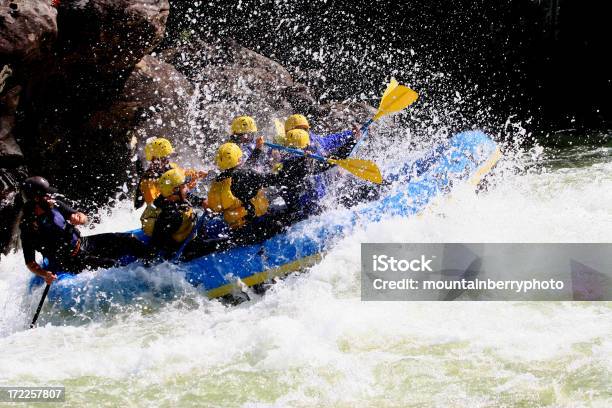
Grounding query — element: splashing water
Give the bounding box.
[1,138,611,406]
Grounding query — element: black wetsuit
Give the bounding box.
[20,199,151,273]
[150,194,201,252]
[273,155,332,215]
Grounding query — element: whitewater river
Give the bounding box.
[1,142,611,407]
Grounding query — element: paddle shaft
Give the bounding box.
[30,283,50,329]
[265,141,382,184]
[351,119,374,156]
[264,142,328,163]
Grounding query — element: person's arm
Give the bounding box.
[230,170,270,219]
[54,199,88,225]
[184,169,208,190]
[21,231,56,284]
[328,126,361,159]
[187,192,207,208]
[244,137,265,166]
[26,261,57,285]
[313,130,357,157]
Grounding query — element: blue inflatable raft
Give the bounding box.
[29,130,501,307]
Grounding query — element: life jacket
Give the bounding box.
[171,206,195,243]
[139,162,178,205]
[207,177,269,229]
[140,204,162,237]
[139,164,203,234]
[143,197,196,243]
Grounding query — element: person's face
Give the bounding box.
[33,194,53,208]
[233,133,255,144]
[152,156,170,166]
[178,184,189,201]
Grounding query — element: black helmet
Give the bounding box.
[22,176,57,201]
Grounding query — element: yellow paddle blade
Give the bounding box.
[381,77,399,100]
[273,118,286,144]
[328,158,383,184]
[373,83,419,121]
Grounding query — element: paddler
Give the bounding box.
[227,116,267,169]
[283,114,361,159]
[206,142,276,230]
[136,137,206,236]
[135,137,206,208]
[271,129,337,217]
[275,116,382,211]
[149,168,204,253]
[19,177,152,284]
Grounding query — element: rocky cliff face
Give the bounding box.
[0,0,371,254]
[1,0,176,253]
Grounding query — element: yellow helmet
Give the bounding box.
[216,143,243,170]
[145,137,174,161]
[158,168,186,197]
[285,114,310,131]
[284,129,310,149]
[231,116,258,135]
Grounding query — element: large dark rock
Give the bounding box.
[0,74,27,255]
[17,0,171,203]
[163,39,297,150]
[0,82,22,163]
[87,54,193,190]
[0,0,173,253]
[56,0,169,76]
[0,166,27,255]
[0,0,58,67]
[314,101,374,135]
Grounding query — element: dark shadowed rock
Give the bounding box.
[0,66,26,255]
[26,54,192,204]
[0,165,27,255]
[0,0,58,66]
[0,84,22,163]
[88,55,193,174]
[16,0,172,203]
[56,0,169,73]
[195,40,296,143]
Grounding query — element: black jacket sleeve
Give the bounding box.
[54,199,77,218]
[20,222,36,264]
[244,146,263,166]
[327,132,357,160]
